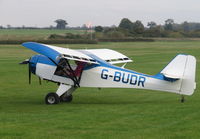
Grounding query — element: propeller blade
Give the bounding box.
[29,63,31,84]
[19,59,29,64]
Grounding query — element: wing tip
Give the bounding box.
[22,42,39,47]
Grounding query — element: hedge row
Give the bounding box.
[98,38,155,42]
[0,38,155,44]
[0,39,98,44]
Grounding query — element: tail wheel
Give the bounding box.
[60,94,73,102]
[45,92,60,104]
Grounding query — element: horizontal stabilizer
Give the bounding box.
[162,74,180,79]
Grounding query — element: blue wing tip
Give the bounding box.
[22,42,39,47]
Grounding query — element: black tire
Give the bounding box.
[45,92,60,104]
[60,94,73,102]
[181,95,185,103]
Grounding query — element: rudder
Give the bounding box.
[179,55,196,95]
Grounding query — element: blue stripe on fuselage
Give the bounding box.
[82,51,170,81]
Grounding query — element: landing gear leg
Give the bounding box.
[60,87,76,102]
[181,95,185,103]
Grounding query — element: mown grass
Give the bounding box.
[0,41,200,139]
[0,29,85,40]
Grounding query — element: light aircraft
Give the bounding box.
[20,42,196,104]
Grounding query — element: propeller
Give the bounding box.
[19,58,32,84]
[20,58,43,85]
[28,63,31,84]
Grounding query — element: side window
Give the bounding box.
[54,59,71,77]
[54,59,78,78]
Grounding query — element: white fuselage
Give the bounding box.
[35,63,182,95]
[80,66,182,94]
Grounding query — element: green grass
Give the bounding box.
[0,41,200,139]
[0,29,85,40]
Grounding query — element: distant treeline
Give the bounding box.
[0,26,92,30]
[2,18,200,41]
[93,18,200,38]
[45,18,200,41]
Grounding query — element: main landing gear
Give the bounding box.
[45,84,76,105]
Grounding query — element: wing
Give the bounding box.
[22,42,98,64]
[79,49,132,64]
[22,42,132,65]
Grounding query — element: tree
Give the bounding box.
[95,26,103,32]
[164,19,174,31]
[182,21,189,32]
[144,25,164,37]
[81,24,87,30]
[147,21,157,28]
[119,18,134,30]
[7,24,11,29]
[55,19,68,29]
[105,30,125,38]
[133,20,144,34]
[49,25,54,29]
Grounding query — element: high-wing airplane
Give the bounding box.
[20,42,196,104]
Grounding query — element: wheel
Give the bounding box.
[181,95,185,103]
[181,97,185,103]
[60,94,73,102]
[45,92,60,104]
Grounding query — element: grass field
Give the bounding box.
[0,41,200,139]
[0,29,85,40]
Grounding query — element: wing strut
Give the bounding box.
[64,59,80,87]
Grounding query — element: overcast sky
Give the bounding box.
[0,0,200,27]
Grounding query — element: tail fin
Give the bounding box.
[160,54,196,95]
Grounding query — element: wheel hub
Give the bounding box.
[48,96,55,104]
